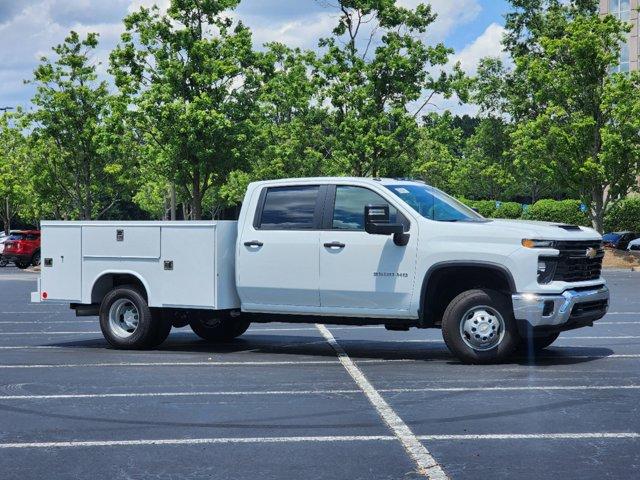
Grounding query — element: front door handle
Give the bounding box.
[244,240,264,247]
[323,241,345,249]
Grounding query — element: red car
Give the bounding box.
[2,230,41,269]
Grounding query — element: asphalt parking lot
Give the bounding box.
[0,267,639,479]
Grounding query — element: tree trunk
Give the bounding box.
[170,183,176,221]
[590,188,605,233]
[192,170,202,220]
[3,196,10,235]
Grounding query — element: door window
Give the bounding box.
[258,185,320,229]
[332,186,406,230]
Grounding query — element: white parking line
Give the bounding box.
[0,331,101,335]
[0,359,414,369]
[316,324,448,480]
[0,321,96,324]
[418,432,640,441]
[1,384,638,401]
[0,432,636,450]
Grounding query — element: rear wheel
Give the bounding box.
[442,289,521,364]
[99,285,170,349]
[190,312,250,342]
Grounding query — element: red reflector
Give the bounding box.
[42,291,48,300]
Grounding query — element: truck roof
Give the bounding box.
[249,177,429,187]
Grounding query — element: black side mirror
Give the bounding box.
[364,205,409,246]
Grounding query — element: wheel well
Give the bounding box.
[420,264,515,328]
[91,273,148,304]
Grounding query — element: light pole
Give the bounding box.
[0,107,13,112]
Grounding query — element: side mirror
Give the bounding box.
[364,205,410,246]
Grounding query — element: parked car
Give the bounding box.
[628,237,640,251]
[32,178,609,364]
[602,231,640,250]
[2,230,41,269]
[0,231,19,267]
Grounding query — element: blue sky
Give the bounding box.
[0,1,511,111]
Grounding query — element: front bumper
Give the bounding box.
[512,285,609,335]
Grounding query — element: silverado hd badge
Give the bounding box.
[373,272,409,278]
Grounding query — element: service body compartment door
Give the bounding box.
[160,226,216,308]
[41,226,82,301]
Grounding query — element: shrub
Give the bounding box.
[493,202,523,219]
[522,199,589,226]
[604,197,640,232]
[472,200,497,218]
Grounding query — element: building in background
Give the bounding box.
[600,0,639,71]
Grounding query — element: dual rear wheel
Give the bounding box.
[99,286,249,349]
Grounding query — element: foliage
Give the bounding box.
[0,115,32,232]
[522,199,589,226]
[110,0,260,219]
[315,0,468,178]
[27,31,127,220]
[604,197,640,232]
[493,202,523,219]
[475,0,640,232]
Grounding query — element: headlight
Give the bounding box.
[522,239,556,248]
[537,257,557,284]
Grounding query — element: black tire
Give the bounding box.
[441,289,521,364]
[15,261,30,269]
[99,285,166,349]
[190,312,250,342]
[31,250,41,267]
[520,332,560,352]
[0,257,7,267]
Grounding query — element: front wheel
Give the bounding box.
[190,312,250,342]
[442,289,521,364]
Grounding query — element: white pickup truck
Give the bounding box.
[32,177,609,363]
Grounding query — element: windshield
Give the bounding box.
[385,184,484,222]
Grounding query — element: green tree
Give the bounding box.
[479,1,640,231]
[0,114,31,233]
[110,0,261,219]
[28,31,127,220]
[316,0,468,177]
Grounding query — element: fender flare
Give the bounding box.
[418,261,517,326]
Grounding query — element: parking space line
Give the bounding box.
[0,359,414,369]
[316,324,448,480]
[1,384,639,401]
[0,321,96,324]
[0,331,101,335]
[417,433,640,441]
[0,432,636,450]
[0,389,362,400]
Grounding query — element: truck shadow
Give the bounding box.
[45,332,615,366]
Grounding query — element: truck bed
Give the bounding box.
[34,221,240,310]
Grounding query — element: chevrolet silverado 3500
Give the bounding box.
[31,177,609,363]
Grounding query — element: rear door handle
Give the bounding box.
[244,240,264,247]
[323,241,345,249]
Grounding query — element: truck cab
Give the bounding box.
[32,177,609,364]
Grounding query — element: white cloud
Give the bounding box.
[454,22,509,75]
[399,0,482,41]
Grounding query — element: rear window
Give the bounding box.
[7,234,25,241]
[258,186,320,229]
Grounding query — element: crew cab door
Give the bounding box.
[236,184,326,310]
[319,185,417,314]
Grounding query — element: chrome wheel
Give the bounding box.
[459,305,505,351]
[108,298,140,339]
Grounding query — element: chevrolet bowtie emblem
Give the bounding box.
[585,247,598,259]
